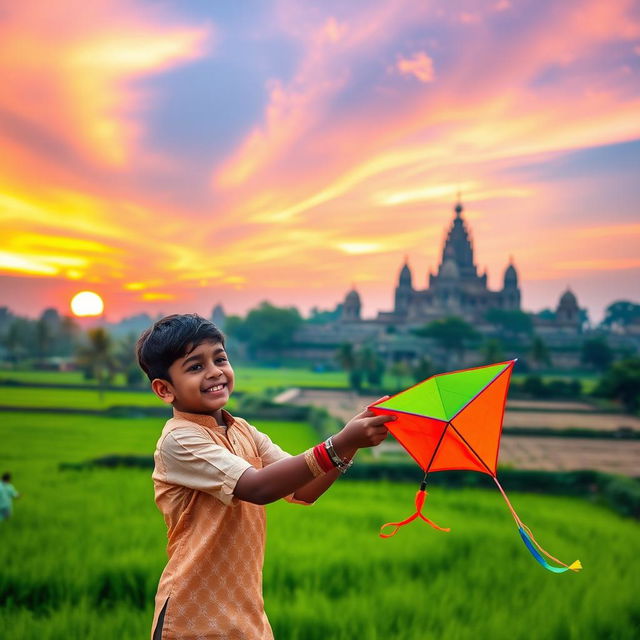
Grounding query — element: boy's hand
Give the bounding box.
[333,405,395,452]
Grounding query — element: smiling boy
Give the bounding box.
[136,313,393,640]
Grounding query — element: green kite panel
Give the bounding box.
[376,376,447,420]
[435,362,509,419]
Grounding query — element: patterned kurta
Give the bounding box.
[151,408,305,639]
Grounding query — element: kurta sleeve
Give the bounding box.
[158,427,253,506]
[244,422,294,466]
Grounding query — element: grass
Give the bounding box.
[1,366,604,399]
[0,366,351,391]
[0,369,101,386]
[0,386,167,410]
[511,371,599,394]
[1,410,639,639]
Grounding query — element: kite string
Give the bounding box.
[492,476,571,569]
[492,475,523,527]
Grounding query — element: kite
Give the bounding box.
[369,359,581,574]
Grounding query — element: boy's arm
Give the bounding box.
[289,439,358,504]
[233,409,392,505]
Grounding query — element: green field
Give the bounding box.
[0,366,351,392]
[0,365,603,399]
[1,409,639,639]
[0,386,164,410]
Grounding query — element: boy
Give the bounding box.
[137,313,394,640]
[0,472,20,521]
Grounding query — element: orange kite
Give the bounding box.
[369,360,581,574]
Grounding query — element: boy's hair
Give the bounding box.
[2,472,10,482]
[136,314,225,382]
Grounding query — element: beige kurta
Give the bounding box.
[151,408,305,640]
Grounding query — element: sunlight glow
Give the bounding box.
[70,291,104,317]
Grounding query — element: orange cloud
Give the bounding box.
[0,2,211,169]
[1,0,639,322]
[396,52,435,83]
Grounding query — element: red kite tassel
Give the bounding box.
[380,489,450,538]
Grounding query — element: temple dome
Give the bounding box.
[504,262,518,289]
[345,289,361,305]
[558,288,578,310]
[342,287,362,321]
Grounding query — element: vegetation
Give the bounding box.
[581,336,614,372]
[511,375,584,399]
[75,328,119,399]
[306,305,342,325]
[2,410,640,639]
[0,308,81,362]
[335,343,386,391]
[480,338,505,363]
[485,308,534,340]
[413,316,480,367]
[335,342,363,390]
[594,357,640,414]
[225,301,303,360]
[529,335,551,369]
[601,300,640,330]
[0,386,169,410]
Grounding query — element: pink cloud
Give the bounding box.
[1,0,639,322]
[493,1,512,11]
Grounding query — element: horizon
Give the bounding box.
[1,1,639,324]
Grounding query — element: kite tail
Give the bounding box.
[380,488,450,538]
[492,476,582,574]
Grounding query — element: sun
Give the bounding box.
[70,291,104,317]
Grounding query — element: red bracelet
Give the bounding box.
[313,443,334,472]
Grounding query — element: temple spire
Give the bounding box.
[437,197,478,280]
[455,192,463,218]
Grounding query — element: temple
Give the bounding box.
[215,198,591,366]
[373,199,520,326]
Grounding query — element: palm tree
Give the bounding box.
[481,338,505,364]
[530,335,551,370]
[115,332,143,386]
[389,360,411,391]
[414,316,479,368]
[335,342,362,390]
[35,318,53,360]
[6,319,31,364]
[411,356,434,383]
[358,345,385,387]
[76,328,118,401]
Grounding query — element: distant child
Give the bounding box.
[136,314,394,640]
[0,472,20,521]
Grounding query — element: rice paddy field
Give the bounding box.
[0,366,352,392]
[0,365,600,395]
[1,382,639,639]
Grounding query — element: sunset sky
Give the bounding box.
[1,0,639,323]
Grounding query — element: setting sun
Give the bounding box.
[70,291,104,317]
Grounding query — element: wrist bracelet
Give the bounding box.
[312,443,334,473]
[304,448,325,478]
[324,436,353,474]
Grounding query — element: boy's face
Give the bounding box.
[152,340,234,416]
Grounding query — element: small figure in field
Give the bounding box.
[0,472,20,521]
[137,314,394,640]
